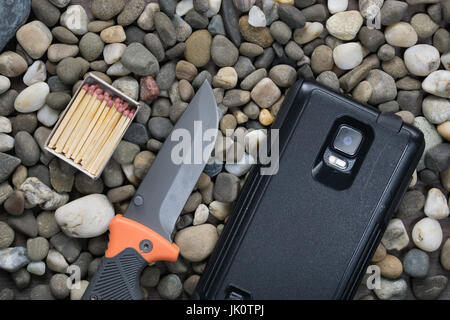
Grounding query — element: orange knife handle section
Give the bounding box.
[105,214,180,263]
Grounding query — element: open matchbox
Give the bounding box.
[44,73,141,180]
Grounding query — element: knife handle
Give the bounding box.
[82,215,179,300]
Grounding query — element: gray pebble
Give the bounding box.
[79,32,104,62]
[49,158,75,193]
[378,101,399,113]
[0,247,29,272]
[36,211,60,238]
[135,102,151,124]
[102,159,124,188]
[12,268,30,289]
[56,57,83,85]
[140,266,161,287]
[112,140,140,165]
[148,117,174,141]
[254,48,275,69]
[160,0,176,17]
[117,0,146,26]
[0,221,14,249]
[123,123,149,146]
[404,249,430,278]
[241,69,267,91]
[380,0,408,26]
[208,15,225,36]
[0,288,14,300]
[412,275,448,300]
[269,21,292,45]
[49,273,70,299]
[27,236,49,262]
[12,114,38,135]
[359,26,385,53]
[0,90,18,116]
[88,234,108,256]
[278,3,306,28]
[88,257,102,279]
[165,42,186,60]
[212,35,239,67]
[154,12,177,47]
[397,90,423,116]
[184,9,209,29]
[144,33,165,62]
[156,61,177,91]
[27,261,46,276]
[121,43,159,77]
[234,56,255,79]
[192,70,212,89]
[7,211,38,238]
[157,274,183,300]
[316,71,340,92]
[30,284,55,300]
[71,251,93,279]
[213,172,240,203]
[50,233,82,263]
[14,131,40,167]
[425,143,450,173]
[52,26,78,44]
[74,172,104,194]
[32,0,60,27]
[125,25,146,45]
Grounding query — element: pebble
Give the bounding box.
[424,188,449,220]
[16,20,53,59]
[112,76,139,101]
[397,190,425,219]
[91,0,125,20]
[0,247,29,272]
[223,89,251,107]
[374,278,407,300]
[213,172,240,202]
[213,67,238,89]
[138,3,160,31]
[441,239,450,271]
[148,117,174,141]
[241,69,267,91]
[403,248,430,278]
[121,43,159,77]
[12,268,30,289]
[412,275,448,300]
[55,194,114,238]
[30,284,55,300]
[211,35,239,68]
[414,116,443,170]
[0,76,10,96]
[184,274,200,296]
[185,30,213,68]
[23,61,47,86]
[27,236,49,262]
[410,13,439,39]
[437,122,450,141]
[100,26,126,44]
[278,3,306,29]
[380,0,408,26]
[412,217,443,252]
[239,15,273,48]
[4,190,24,216]
[37,211,60,238]
[174,224,219,262]
[404,45,440,77]
[37,105,59,127]
[293,22,323,45]
[328,0,347,14]
[50,273,70,299]
[60,5,88,35]
[50,232,81,263]
[365,69,397,105]
[0,221,14,249]
[117,0,145,26]
[14,82,49,114]
[250,77,281,108]
[422,70,450,99]
[325,10,363,41]
[157,274,183,300]
[193,204,209,225]
[133,151,155,179]
[0,51,28,77]
[359,0,383,20]
[385,22,418,48]
[371,243,386,262]
[14,131,40,167]
[208,14,225,36]
[381,218,409,251]
[103,43,126,65]
[376,254,403,279]
[0,152,21,183]
[0,133,14,153]
[52,26,78,44]
[333,43,363,70]
[27,261,46,276]
[248,6,266,27]
[56,57,83,85]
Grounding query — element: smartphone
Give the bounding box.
[194,80,425,300]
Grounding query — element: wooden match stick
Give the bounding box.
[74,98,114,164]
[90,108,134,175]
[48,84,89,148]
[55,85,97,153]
[63,88,103,155]
[81,99,123,167]
[71,95,108,161]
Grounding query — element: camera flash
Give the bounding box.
[328,155,348,169]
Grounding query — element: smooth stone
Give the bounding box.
[37,105,59,127]
[333,43,363,70]
[234,56,256,79]
[328,0,348,13]
[376,254,403,279]
[238,15,273,48]
[0,52,27,77]
[103,43,126,65]
[176,0,194,16]
[56,57,84,85]
[174,224,219,262]
[138,3,160,31]
[248,6,266,27]
[16,20,53,59]
[380,0,408,26]
[14,82,49,113]
[269,64,296,87]
[403,248,430,278]
[157,274,183,300]
[185,31,213,68]
[0,134,14,153]
[27,261,46,276]
[113,140,140,164]
[422,96,450,125]
[51,234,82,264]
[0,222,14,249]
[213,172,240,202]
[381,218,409,251]
[414,116,443,170]
[293,22,323,45]
[441,239,450,271]
[404,45,440,77]
[23,61,46,86]
[55,194,114,238]
[241,69,267,91]
[117,0,145,26]
[213,67,238,89]
[4,190,24,216]
[60,5,88,35]
[0,156,20,185]
[251,78,281,108]
[366,69,397,105]
[359,0,383,20]
[221,0,241,46]
[422,70,450,99]
[208,14,225,36]
[112,76,139,101]
[374,278,407,300]
[121,43,159,77]
[278,3,306,28]
[0,247,29,272]
[223,89,251,107]
[133,151,155,179]
[46,249,68,273]
[411,13,439,38]
[412,217,443,252]
[211,35,239,67]
[325,10,363,41]
[27,237,49,262]
[412,275,448,300]
[424,188,449,220]
[396,190,425,219]
[385,22,418,48]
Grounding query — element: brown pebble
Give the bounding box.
[4,191,25,216]
[376,254,403,279]
[259,108,274,126]
[371,243,386,262]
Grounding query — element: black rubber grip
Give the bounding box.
[82,248,147,300]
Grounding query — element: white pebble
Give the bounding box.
[442,52,450,70]
[107,62,131,77]
[245,129,267,156]
[103,43,127,65]
[176,0,194,16]
[404,44,440,76]
[384,22,418,48]
[37,105,60,127]
[0,133,14,152]
[14,82,49,113]
[422,96,450,125]
[0,75,10,95]
[137,3,160,31]
[46,249,69,273]
[333,42,363,70]
[193,204,209,225]
[325,10,363,41]
[381,218,409,251]
[23,61,47,86]
[424,188,449,220]
[55,194,115,238]
[0,116,12,133]
[225,153,255,176]
[422,70,450,99]
[60,5,88,35]
[248,6,267,27]
[206,0,222,17]
[412,217,443,252]
[209,201,233,221]
[294,22,324,44]
[70,280,89,300]
[328,0,348,13]
[27,261,46,276]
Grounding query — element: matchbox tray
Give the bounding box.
[44,73,141,179]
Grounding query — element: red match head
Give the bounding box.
[123,109,130,118]
[128,109,135,119]
[95,88,103,95]
[114,98,121,105]
[82,84,89,91]
[107,99,114,107]
[97,94,104,101]
[104,92,110,98]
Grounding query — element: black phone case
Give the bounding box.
[193,80,425,300]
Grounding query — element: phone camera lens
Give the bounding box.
[333,125,363,156]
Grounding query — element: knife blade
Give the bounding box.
[82,81,219,300]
